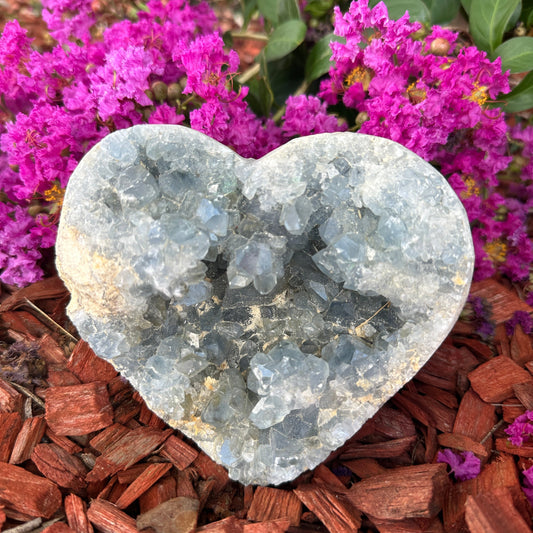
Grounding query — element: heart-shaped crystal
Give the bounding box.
[57,125,473,485]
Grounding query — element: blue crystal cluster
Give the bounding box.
[57,125,474,485]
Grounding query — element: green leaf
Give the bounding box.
[460,0,472,13]
[242,0,258,28]
[304,0,334,19]
[257,0,282,24]
[368,0,430,22]
[222,30,233,49]
[246,76,275,117]
[264,19,306,62]
[469,0,521,54]
[279,0,301,22]
[305,34,345,83]
[507,3,522,32]
[494,37,533,72]
[257,0,278,23]
[267,51,306,106]
[257,0,300,25]
[524,0,533,27]
[421,0,460,24]
[501,70,533,112]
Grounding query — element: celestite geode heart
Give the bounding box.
[56,125,474,485]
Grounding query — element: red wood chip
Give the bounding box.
[86,427,172,482]
[465,488,532,533]
[0,462,62,519]
[294,484,362,532]
[468,356,533,403]
[0,377,23,414]
[45,381,114,436]
[346,464,450,520]
[31,443,88,492]
[10,414,47,464]
[160,434,199,470]
[87,499,139,533]
[247,487,302,527]
[470,279,533,324]
[0,412,22,462]
[115,462,173,509]
[67,340,118,383]
[64,494,93,533]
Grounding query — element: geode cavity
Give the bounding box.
[56,125,474,485]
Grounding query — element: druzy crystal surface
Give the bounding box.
[56,125,474,485]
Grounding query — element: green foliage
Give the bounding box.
[246,76,275,117]
[265,50,307,107]
[305,34,345,83]
[522,0,533,28]
[495,37,533,73]
[257,0,300,25]
[421,0,460,25]
[242,0,258,28]
[502,71,533,113]
[460,0,472,14]
[368,0,430,23]
[263,19,306,62]
[469,0,521,55]
[369,0,462,25]
[461,0,533,112]
[304,0,335,19]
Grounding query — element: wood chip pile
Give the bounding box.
[0,276,533,532]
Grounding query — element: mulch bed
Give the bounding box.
[1,274,533,533]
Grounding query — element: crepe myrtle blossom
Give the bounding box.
[437,449,481,481]
[505,411,533,447]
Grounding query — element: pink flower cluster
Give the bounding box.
[437,449,481,481]
[505,410,533,447]
[0,0,349,285]
[174,33,281,158]
[0,0,531,287]
[0,0,216,284]
[522,466,533,507]
[506,412,533,506]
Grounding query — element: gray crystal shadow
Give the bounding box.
[56,125,474,485]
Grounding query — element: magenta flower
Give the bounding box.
[149,104,186,125]
[0,20,32,105]
[89,46,156,121]
[437,449,481,481]
[175,33,282,158]
[505,411,533,447]
[522,466,533,506]
[282,95,346,137]
[175,33,240,100]
[42,0,96,44]
[0,204,56,286]
[1,105,82,199]
[506,311,533,336]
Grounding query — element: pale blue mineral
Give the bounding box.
[56,125,474,485]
